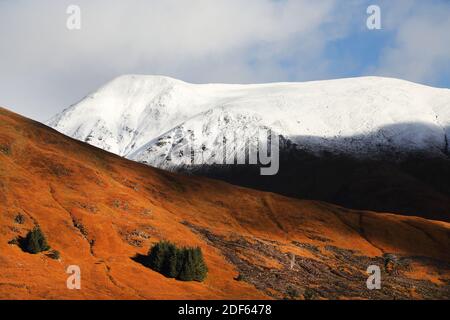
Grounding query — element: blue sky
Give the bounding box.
[0,0,449,121]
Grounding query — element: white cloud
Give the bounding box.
[0,0,342,75]
[0,0,347,120]
[0,0,448,121]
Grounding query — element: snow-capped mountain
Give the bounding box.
[48,75,450,171]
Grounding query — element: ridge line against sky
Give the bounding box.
[0,0,449,121]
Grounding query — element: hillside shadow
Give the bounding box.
[180,122,450,222]
[9,236,33,254]
[131,253,150,268]
[287,122,449,157]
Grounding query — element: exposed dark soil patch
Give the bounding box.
[183,222,450,300]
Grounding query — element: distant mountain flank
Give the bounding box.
[48,75,450,221]
[48,75,450,161]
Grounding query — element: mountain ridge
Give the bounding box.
[46,75,450,221]
[48,75,450,163]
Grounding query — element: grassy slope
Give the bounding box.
[0,107,449,299]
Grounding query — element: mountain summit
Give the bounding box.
[47,76,450,221]
[48,75,450,166]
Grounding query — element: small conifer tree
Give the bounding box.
[191,247,208,281]
[25,227,50,254]
[147,241,169,271]
[164,244,180,278]
[178,247,208,282]
[178,248,196,281]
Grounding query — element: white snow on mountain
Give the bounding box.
[47,75,450,171]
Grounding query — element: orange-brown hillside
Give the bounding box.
[0,107,449,300]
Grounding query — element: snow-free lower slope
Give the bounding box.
[48,75,450,169]
[2,107,450,299]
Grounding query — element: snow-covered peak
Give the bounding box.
[48,75,450,167]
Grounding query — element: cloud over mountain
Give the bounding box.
[0,0,449,121]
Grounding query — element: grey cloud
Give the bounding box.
[0,0,448,121]
[0,0,342,121]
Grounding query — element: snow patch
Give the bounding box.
[48,75,450,170]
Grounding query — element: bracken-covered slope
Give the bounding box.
[1,107,449,300]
